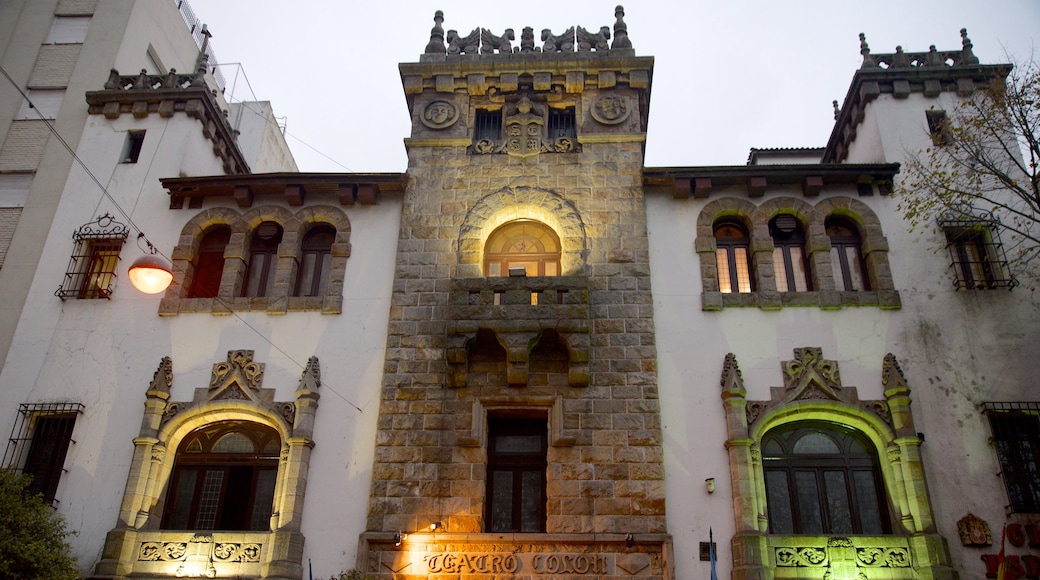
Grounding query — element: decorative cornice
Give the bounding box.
[160,172,408,209]
[86,69,250,175]
[822,30,1011,163]
[644,163,899,199]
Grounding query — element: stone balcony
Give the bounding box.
[446,276,590,387]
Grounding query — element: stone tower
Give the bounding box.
[359,7,671,578]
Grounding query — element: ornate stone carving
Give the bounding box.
[541,27,575,52]
[298,356,321,392]
[473,138,496,154]
[281,402,296,425]
[502,96,544,157]
[591,95,630,125]
[882,353,909,394]
[957,513,993,546]
[720,352,744,390]
[421,100,459,129]
[481,28,515,54]
[148,356,173,397]
[447,27,481,55]
[162,402,179,424]
[855,547,911,567]
[213,542,262,562]
[576,26,611,51]
[746,401,764,425]
[782,347,841,396]
[610,6,632,50]
[867,400,890,423]
[775,547,828,567]
[138,541,187,561]
[519,27,536,53]
[424,10,446,55]
[150,446,166,462]
[208,350,264,401]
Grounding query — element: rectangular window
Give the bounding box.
[485,416,547,532]
[2,403,83,505]
[55,214,129,300]
[121,131,146,164]
[940,219,1016,290]
[548,108,576,140]
[16,89,65,120]
[474,109,502,142]
[985,404,1040,514]
[926,110,951,146]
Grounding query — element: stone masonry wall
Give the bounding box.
[368,139,666,536]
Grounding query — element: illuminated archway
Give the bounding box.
[484,220,561,276]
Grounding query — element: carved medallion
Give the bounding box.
[421,100,459,129]
[591,95,630,125]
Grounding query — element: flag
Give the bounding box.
[997,524,1007,580]
[709,527,718,580]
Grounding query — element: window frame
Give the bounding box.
[826,217,870,291]
[485,416,548,533]
[474,108,503,143]
[188,226,231,299]
[242,221,283,298]
[55,213,129,300]
[294,225,335,297]
[769,215,811,293]
[121,130,146,164]
[161,421,281,532]
[714,219,753,294]
[484,220,561,277]
[984,404,1040,514]
[762,424,891,535]
[940,220,1017,290]
[2,403,83,506]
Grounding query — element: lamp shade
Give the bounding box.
[128,253,173,294]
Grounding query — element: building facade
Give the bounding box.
[0,3,1038,580]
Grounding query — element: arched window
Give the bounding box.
[295,225,335,297]
[188,226,230,298]
[243,221,283,297]
[714,220,752,293]
[484,220,561,277]
[162,421,280,531]
[826,217,870,291]
[769,215,811,292]
[762,424,890,535]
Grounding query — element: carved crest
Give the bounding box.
[781,347,842,400]
[591,95,630,125]
[209,350,265,402]
[957,513,992,546]
[421,100,459,129]
[502,96,544,157]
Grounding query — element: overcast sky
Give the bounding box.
[189,0,1039,173]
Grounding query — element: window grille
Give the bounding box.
[55,213,129,300]
[938,216,1017,290]
[3,402,83,505]
[548,108,576,140]
[983,403,1040,514]
[474,109,502,142]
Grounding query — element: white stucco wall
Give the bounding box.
[647,168,1040,579]
[229,101,299,173]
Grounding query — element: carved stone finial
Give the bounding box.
[297,356,321,393]
[925,45,945,66]
[721,353,744,392]
[859,33,877,69]
[882,353,910,397]
[147,356,173,399]
[891,45,911,68]
[520,26,536,53]
[425,10,446,54]
[104,69,120,90]
[611,5,632,50]
[541,27,575,52]
[832,100,840,120]
[960,28,979,65]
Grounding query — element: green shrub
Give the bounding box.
[0,469,78,580]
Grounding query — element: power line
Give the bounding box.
[0,64,364,413]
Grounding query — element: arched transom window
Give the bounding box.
[162,421,281,531]
[762,423,890,535]
[484,220,561,277]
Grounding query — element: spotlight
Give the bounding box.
[394,531,402,547]
[430,521,442,531]
[625,533,634,548]
[705,477,716,494]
